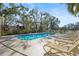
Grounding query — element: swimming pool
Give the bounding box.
[17,32,52,40]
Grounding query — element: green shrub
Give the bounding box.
[51,29,65,34]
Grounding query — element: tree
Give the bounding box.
[67,3,79,17]
[50,17,60,30]
[74,22,79,30]
[38,12,60,32]
[0,3,3,9]
[40,12,50,31]
[4,15,16,26]
[0,3,4,36]
[0,3,29,16]
[1,3,61,35]
[29,9,39,32]
[62,23,75,30]
[0,16,5,36]
[0,3,30,34]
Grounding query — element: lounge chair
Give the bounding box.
[53,31,77,39]
[51,32,79,44]
[43,37,79,56]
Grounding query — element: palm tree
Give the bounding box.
[67,3,79,17]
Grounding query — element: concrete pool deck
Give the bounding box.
[0,35,50,56]
[0,31,79,56]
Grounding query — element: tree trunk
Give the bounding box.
[0,17,1,36]
[0,16,5,36]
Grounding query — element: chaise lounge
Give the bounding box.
[43,32,79,56]
[51,31,79,44]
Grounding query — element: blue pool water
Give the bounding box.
[17,32,52,40]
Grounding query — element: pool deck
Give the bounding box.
[0,31,79,56]
[0,35,50,56]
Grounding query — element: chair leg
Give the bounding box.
[43,46,52,56]
[44,47,60,56]
[44,51,59,56]
[67,46,79,56]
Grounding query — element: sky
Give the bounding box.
[4,3,79,27]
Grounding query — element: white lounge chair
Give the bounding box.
[43,37,79,56]
[50,32,78,44]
